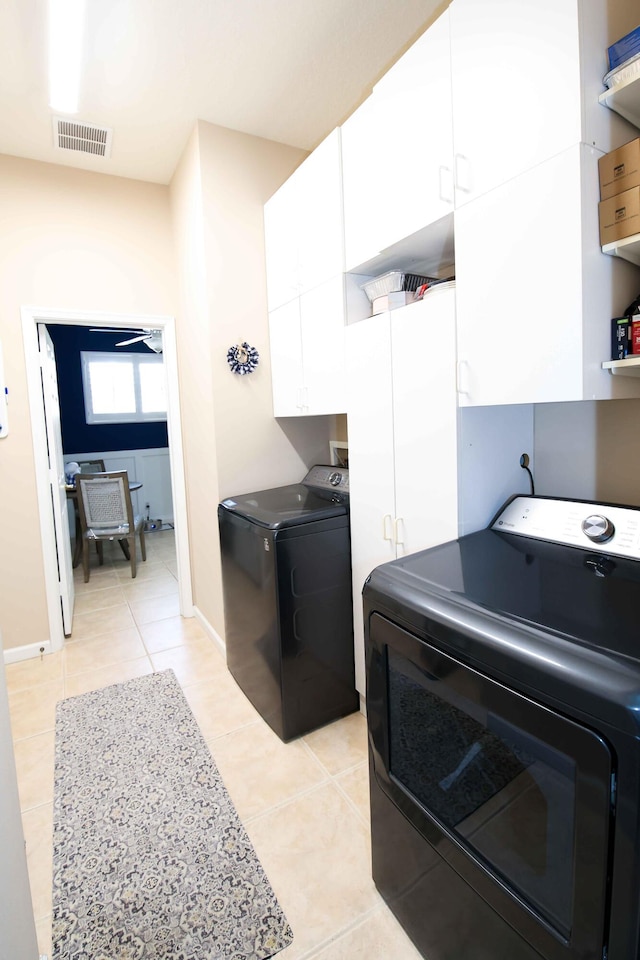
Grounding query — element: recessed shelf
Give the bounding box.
[602,356,640,377]
[601,232,640,267]
[599,71,640,128]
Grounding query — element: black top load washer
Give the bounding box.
[364,494,640,960]
[218,465,358,742]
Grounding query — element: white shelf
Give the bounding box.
[599,71,640,128]
[601,232,640,267]
[602,356,640,377]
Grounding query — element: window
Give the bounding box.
[81,352,166,424]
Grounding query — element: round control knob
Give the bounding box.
[581,514,615,544]
[329,472,342,487]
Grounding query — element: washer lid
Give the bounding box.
[372,526,640,665]
[218,483,348,529]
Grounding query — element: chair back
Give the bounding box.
[76,472,134,536]
[78,458,106,473]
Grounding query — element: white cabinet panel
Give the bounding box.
[346,312,396,691]
[269,276,347,417]
[301,276,346,415]
[455,145,593,407]
[264,128,343,311]
[391,291,459,556]
[342,9,454,272]
[268,299,304,417]
[347,292,458,691]
[450,0,582,207]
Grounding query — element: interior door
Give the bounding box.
[38,324,75,635]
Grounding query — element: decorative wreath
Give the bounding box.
[227,342,259,375]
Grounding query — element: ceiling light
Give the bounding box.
[48,0,86,114]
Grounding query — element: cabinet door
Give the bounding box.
[391,291,459,556]
[342,10,454,271]
[455,146,584,406]
[300,275,347,415]
[341,95,385,271]
[346,314,396,691]
[269,298,304,417]
[372,9,454,245]
[450,0,581,207]
[296,129,345,294]
[264,175,301,311]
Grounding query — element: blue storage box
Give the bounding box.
[608,25,640,71]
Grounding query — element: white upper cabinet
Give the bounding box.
[455,143,640,407]
[264,128,344,311]
[341,9,454,272]
[449,0,582,208]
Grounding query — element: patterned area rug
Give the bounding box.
[52,669,293,960]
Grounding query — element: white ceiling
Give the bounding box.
[0,0,443,184]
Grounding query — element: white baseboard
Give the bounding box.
[192,606,226,659]
[3,639,52,665]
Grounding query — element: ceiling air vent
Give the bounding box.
[52,117,113,158]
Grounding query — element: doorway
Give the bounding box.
[22,306,193,654]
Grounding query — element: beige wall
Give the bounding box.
[170,121,338,638]
[0,155,177,652]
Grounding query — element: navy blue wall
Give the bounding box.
[47,325,169,454]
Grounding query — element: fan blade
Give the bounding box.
[89,327,147,334]
[116,335,151,347]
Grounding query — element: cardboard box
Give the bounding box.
[599,138,640,201]
[371,291,416,315]
[608,25,640,72]
[612,316,632,360]
[598,186,640,246]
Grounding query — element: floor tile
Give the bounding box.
[5,651,64,694]
[208,721,327,821]
[181,671,260,739]
[70,603,136,642]
[149,638,228,687]
[129,593,181,625]
[13,732,56,811]
[113,560,171,582]
[64,627,146,675]
[22,802,54,922]
[35,914,53,959]
[120,574,178,604]
[72,584,126,616]
[138,615,208,654]
[308,904,424,960]
[303,711,368,775]
[245,782,378,960]
[8,681,64,741]
[335,760,370,824]
[73,566,120,590]
[63,656,153,699]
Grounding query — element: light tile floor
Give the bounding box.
[6,530,423,960]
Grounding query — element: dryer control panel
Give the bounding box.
[492,495,640,560]
[302,465,350,501]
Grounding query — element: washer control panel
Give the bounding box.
[492,496,640,559]
[302,465,350,500]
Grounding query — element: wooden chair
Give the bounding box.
[75,471,146,582]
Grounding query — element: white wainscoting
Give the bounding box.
[65,447,174,524]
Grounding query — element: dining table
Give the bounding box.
[66,480,143,568]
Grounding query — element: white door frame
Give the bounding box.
[21,305,193,653]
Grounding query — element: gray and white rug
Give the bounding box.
[52,669,293,960]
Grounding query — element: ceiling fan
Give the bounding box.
[89,327,163,353]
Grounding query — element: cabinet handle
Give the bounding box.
[394,517,405,547]
[383,514,393,542]
[303,386,309,411]
[296,387,303,410]
[439,165,454,204]
[456,360,469,397]
[454,154,472,193]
